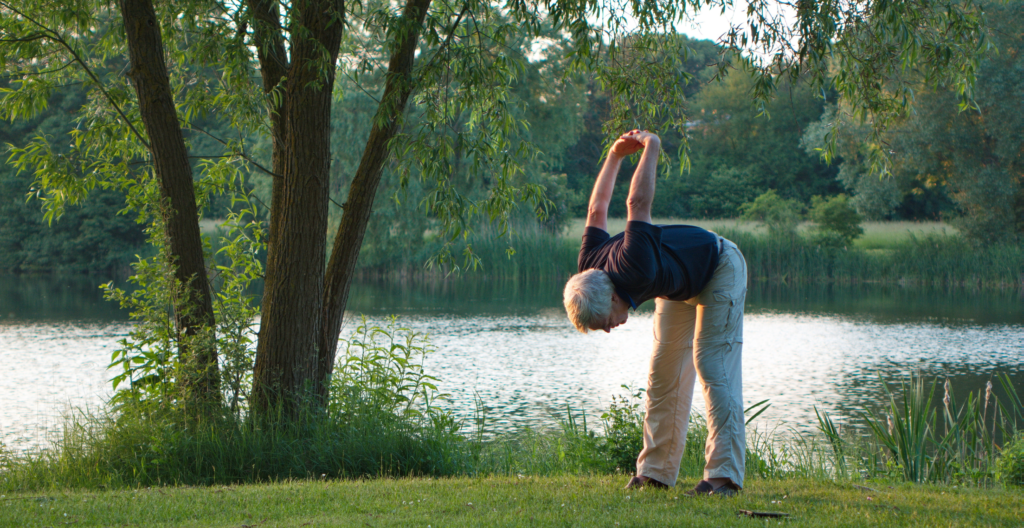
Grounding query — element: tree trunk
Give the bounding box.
[246,0,289,257]
[250,0,346,416]
[120,0,219,403]
[318,0,434,403]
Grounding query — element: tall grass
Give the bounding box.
[0,319,471,491]
[354,222,579,281]
[2,325,1020,492]
[356,219,1022,288]
[704,230,1023,288]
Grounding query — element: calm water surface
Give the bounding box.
[1,275,1022,451]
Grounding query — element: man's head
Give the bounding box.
[563,269,630,333]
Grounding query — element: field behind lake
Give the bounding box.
[430,218,1020,288]
[562,219,958,248]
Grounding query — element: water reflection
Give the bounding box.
[348,276,1024,324]
[1,274,1021,451]
[0,320,130,449]
[0,274,127,322]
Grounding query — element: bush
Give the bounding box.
[739,190,803,237]
[809,194,863,246]
[598,385,711,478]
[996,433,1024,487]
[600,386,647,472]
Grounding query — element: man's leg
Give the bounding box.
[693,240,747,489]
[635,297,698,487]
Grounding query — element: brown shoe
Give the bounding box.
[710,483,741,497]
[624,476,670,490]
[682,480,714,497]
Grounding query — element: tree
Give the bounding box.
[809,194,863,245]
[1,1,219,404]
[802,0,1023,236]
[802,105,954,221]
[0,83,146,274]
[886,1,1024,242]
[739,190,803,237]
[1,0,992,416]
[680,69,841,217]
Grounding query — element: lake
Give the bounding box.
[1,274,1022,452]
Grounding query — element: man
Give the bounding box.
[563,130,747,496]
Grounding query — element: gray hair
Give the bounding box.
[563,269,614,333]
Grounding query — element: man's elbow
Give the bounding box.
[626,197,652,214]
[587,205,608,219]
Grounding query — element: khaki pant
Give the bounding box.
[636,239,747,488]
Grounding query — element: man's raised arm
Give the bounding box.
[623,131,660,225]
[586,130,647,232]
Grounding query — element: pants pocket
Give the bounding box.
[711,290,744,343]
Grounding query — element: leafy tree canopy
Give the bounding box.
[0,0,994,413]
[803,0,1022,239]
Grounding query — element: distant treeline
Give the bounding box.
[0,87,146,275]
[3,3,1021,275]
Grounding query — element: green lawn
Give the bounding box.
[3,475,1020,527]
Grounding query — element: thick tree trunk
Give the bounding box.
[317,0,434,403]
[246,0,289,255]
[250,0,346,415]
[120,0,219,402]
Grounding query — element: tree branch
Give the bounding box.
[0,1,151,150]
[184,124,284,179]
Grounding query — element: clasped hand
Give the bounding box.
[610,129,660,157]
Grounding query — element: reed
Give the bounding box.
[355,220,1021,288]
[854,372,1023,484]
[713,230,1023,288]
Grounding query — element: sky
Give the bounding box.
[662,1,797,56]
[681,2,749,43]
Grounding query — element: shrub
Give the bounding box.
[996,433,1024,487]
[739,190,803,237]
[809,194,863,246]
[600,386,647,472]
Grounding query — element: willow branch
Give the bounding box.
[0,1,151,150]
[183,124,284,179]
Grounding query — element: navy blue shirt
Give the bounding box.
[578,221,720,307]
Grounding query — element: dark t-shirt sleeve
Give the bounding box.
[614,221,661,292]
[578,226,610,271]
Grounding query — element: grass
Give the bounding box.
[206,216,1020,287]
[852,221,959,250]
[559,219,1019,288]
[2,475,1022,527]
[562,218,958,250]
